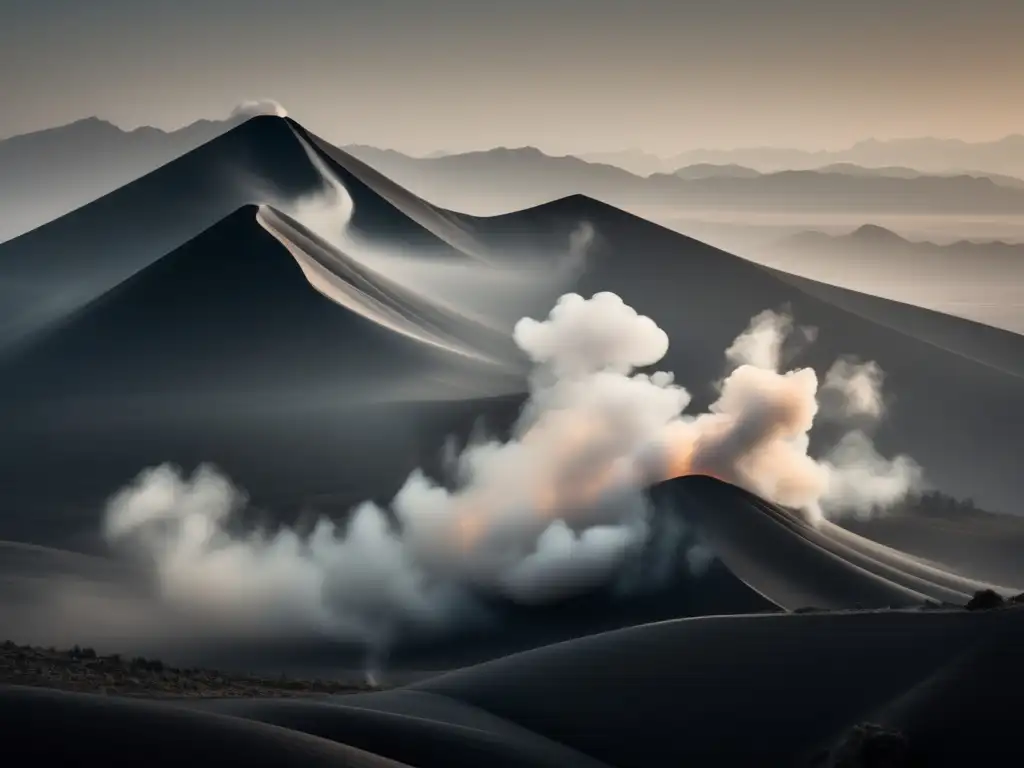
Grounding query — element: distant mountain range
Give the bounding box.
[764,224,1024,335]
[779,224,1024,261]
[343,144,1024,216]
[6,118,1024,242]
[580,135,1024,177]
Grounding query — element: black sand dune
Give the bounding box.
[655,476,1017,610]
[255,205,531,366]
[843,507,1024,588]
[411,607,1023,767]
[6,607,1019,767]
[186,690,610,768]
[850,614,1024,767]
[0,685,412,767]
[100,605,1018,768]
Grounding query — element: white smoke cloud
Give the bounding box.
[104,465,460,649]
[231,99,289,119]
[515,291,668,378]
[686,311,918,520]
[502,519,647,605]
[102,292,921,658]
[820,431,922,518]
[820,358,886,420]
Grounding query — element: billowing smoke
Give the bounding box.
[103,292,921,657]
[231,99,289,119]
[671,309,920,520]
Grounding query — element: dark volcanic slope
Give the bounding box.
[0,116,324,350]
[0,206,491,405]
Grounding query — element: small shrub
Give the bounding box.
[965,589,1005,611]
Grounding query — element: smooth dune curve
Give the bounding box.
[656,476,1019,610]
[414,607,1022,767]
[0,685,414,767]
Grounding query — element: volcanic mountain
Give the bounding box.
[1,115,1024,530]
[2,115,1024,764]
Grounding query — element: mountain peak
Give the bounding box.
[849,224,904,242]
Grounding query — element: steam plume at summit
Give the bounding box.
[231,99,289,119]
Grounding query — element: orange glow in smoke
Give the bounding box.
[664,443,695,480]
[446,421,729,554]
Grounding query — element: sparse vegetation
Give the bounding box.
[902,489,992,519]
[791,589,1024,615]
[0,640,377,698]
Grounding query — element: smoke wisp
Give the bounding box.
[102,294,921,656]
[231,99,289,119]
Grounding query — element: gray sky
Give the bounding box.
[2,0,1022,154]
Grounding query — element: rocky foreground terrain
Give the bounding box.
[0,641,375,698]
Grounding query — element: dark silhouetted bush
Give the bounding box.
[965,589,1005,611]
